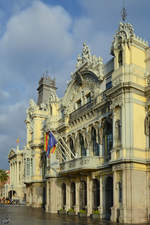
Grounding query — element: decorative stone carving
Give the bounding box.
[75,43,104,80]
[112,77,123,87]
[111,22,134,54]
[110,96,123,110]
[39,103,47,111]
[29,99,39,111]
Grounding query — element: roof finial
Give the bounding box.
[121,0,127,22]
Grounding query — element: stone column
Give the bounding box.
[10,164,12,185]
[17,161,19,185]
[12,163,13,185]
[46,181,50,212]
[111,171,118,222]
[120,169,126,223]
[75,181,80,215]
[99,176,104,219]
[66,183,71,211]
[87,176,92,216]
[14,162,16,185]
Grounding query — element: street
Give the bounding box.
[0,206,110,225]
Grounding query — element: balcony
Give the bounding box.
[23,176,32,184]
[59,156,103,174]
[69,100,95,122]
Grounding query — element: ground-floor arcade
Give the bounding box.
[25,162,149,224]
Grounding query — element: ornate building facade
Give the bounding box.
[9,21,150,223]
[8,146,25,201]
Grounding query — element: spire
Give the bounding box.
[121,0,127,22]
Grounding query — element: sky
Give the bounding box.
[0,0,150,169]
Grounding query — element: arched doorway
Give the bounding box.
[79,134,86,156]
[79,181,87,210]
[71,182,76,208]
[62,183,66,208]
[8,190,16,200]
[91,127,99,156]
[92,179,100,210]
[105,176,113,220]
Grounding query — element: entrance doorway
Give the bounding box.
[92,179,100,210]
[79,181,87,210]
[62,183,66,209]
[105,176,113,220]
[71,182,76,208]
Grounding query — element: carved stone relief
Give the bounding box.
[110,96,123,110]
[75,43,104,80]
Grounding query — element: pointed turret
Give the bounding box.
[37,71,57,106]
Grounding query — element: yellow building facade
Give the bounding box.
[9,21,150,223]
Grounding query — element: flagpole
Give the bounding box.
[49,130,75,160]
[57,144,67,161]
[58,141,71,160]
[59,136,76,159]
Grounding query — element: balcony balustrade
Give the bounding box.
[69,100,95,122]
[59,156,104,174]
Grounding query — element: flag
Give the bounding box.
[47,132,57,157]
[44,132,49,152]
[16,138,20,144]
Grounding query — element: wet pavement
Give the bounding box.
[0,205,111,225]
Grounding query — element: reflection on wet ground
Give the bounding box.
[0,205,111,225]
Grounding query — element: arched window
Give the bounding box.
[105,176,113,220]
[69,137,75,159]
[118,50,123,67]
[103,118,113,161]
[62,183,66,208]
[71,182,76,207]
[80,181,87,210]
[118,181,122,203]
[92,179,100,210]
[91,127,99,156]
[49,104,53,115]
[79,134,86,156]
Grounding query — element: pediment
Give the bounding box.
[62,70,102,115]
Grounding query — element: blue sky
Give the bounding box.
[0,0,150,169]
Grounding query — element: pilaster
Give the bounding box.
[99,176,104,219]
[75,181,80,215]
[66,183,71,211]
[87,176,92,216]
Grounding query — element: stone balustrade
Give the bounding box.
[60,156,103,173]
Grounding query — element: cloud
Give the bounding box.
[0,1,74,83]
[0,1,76,169]
[0,101,27,169]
